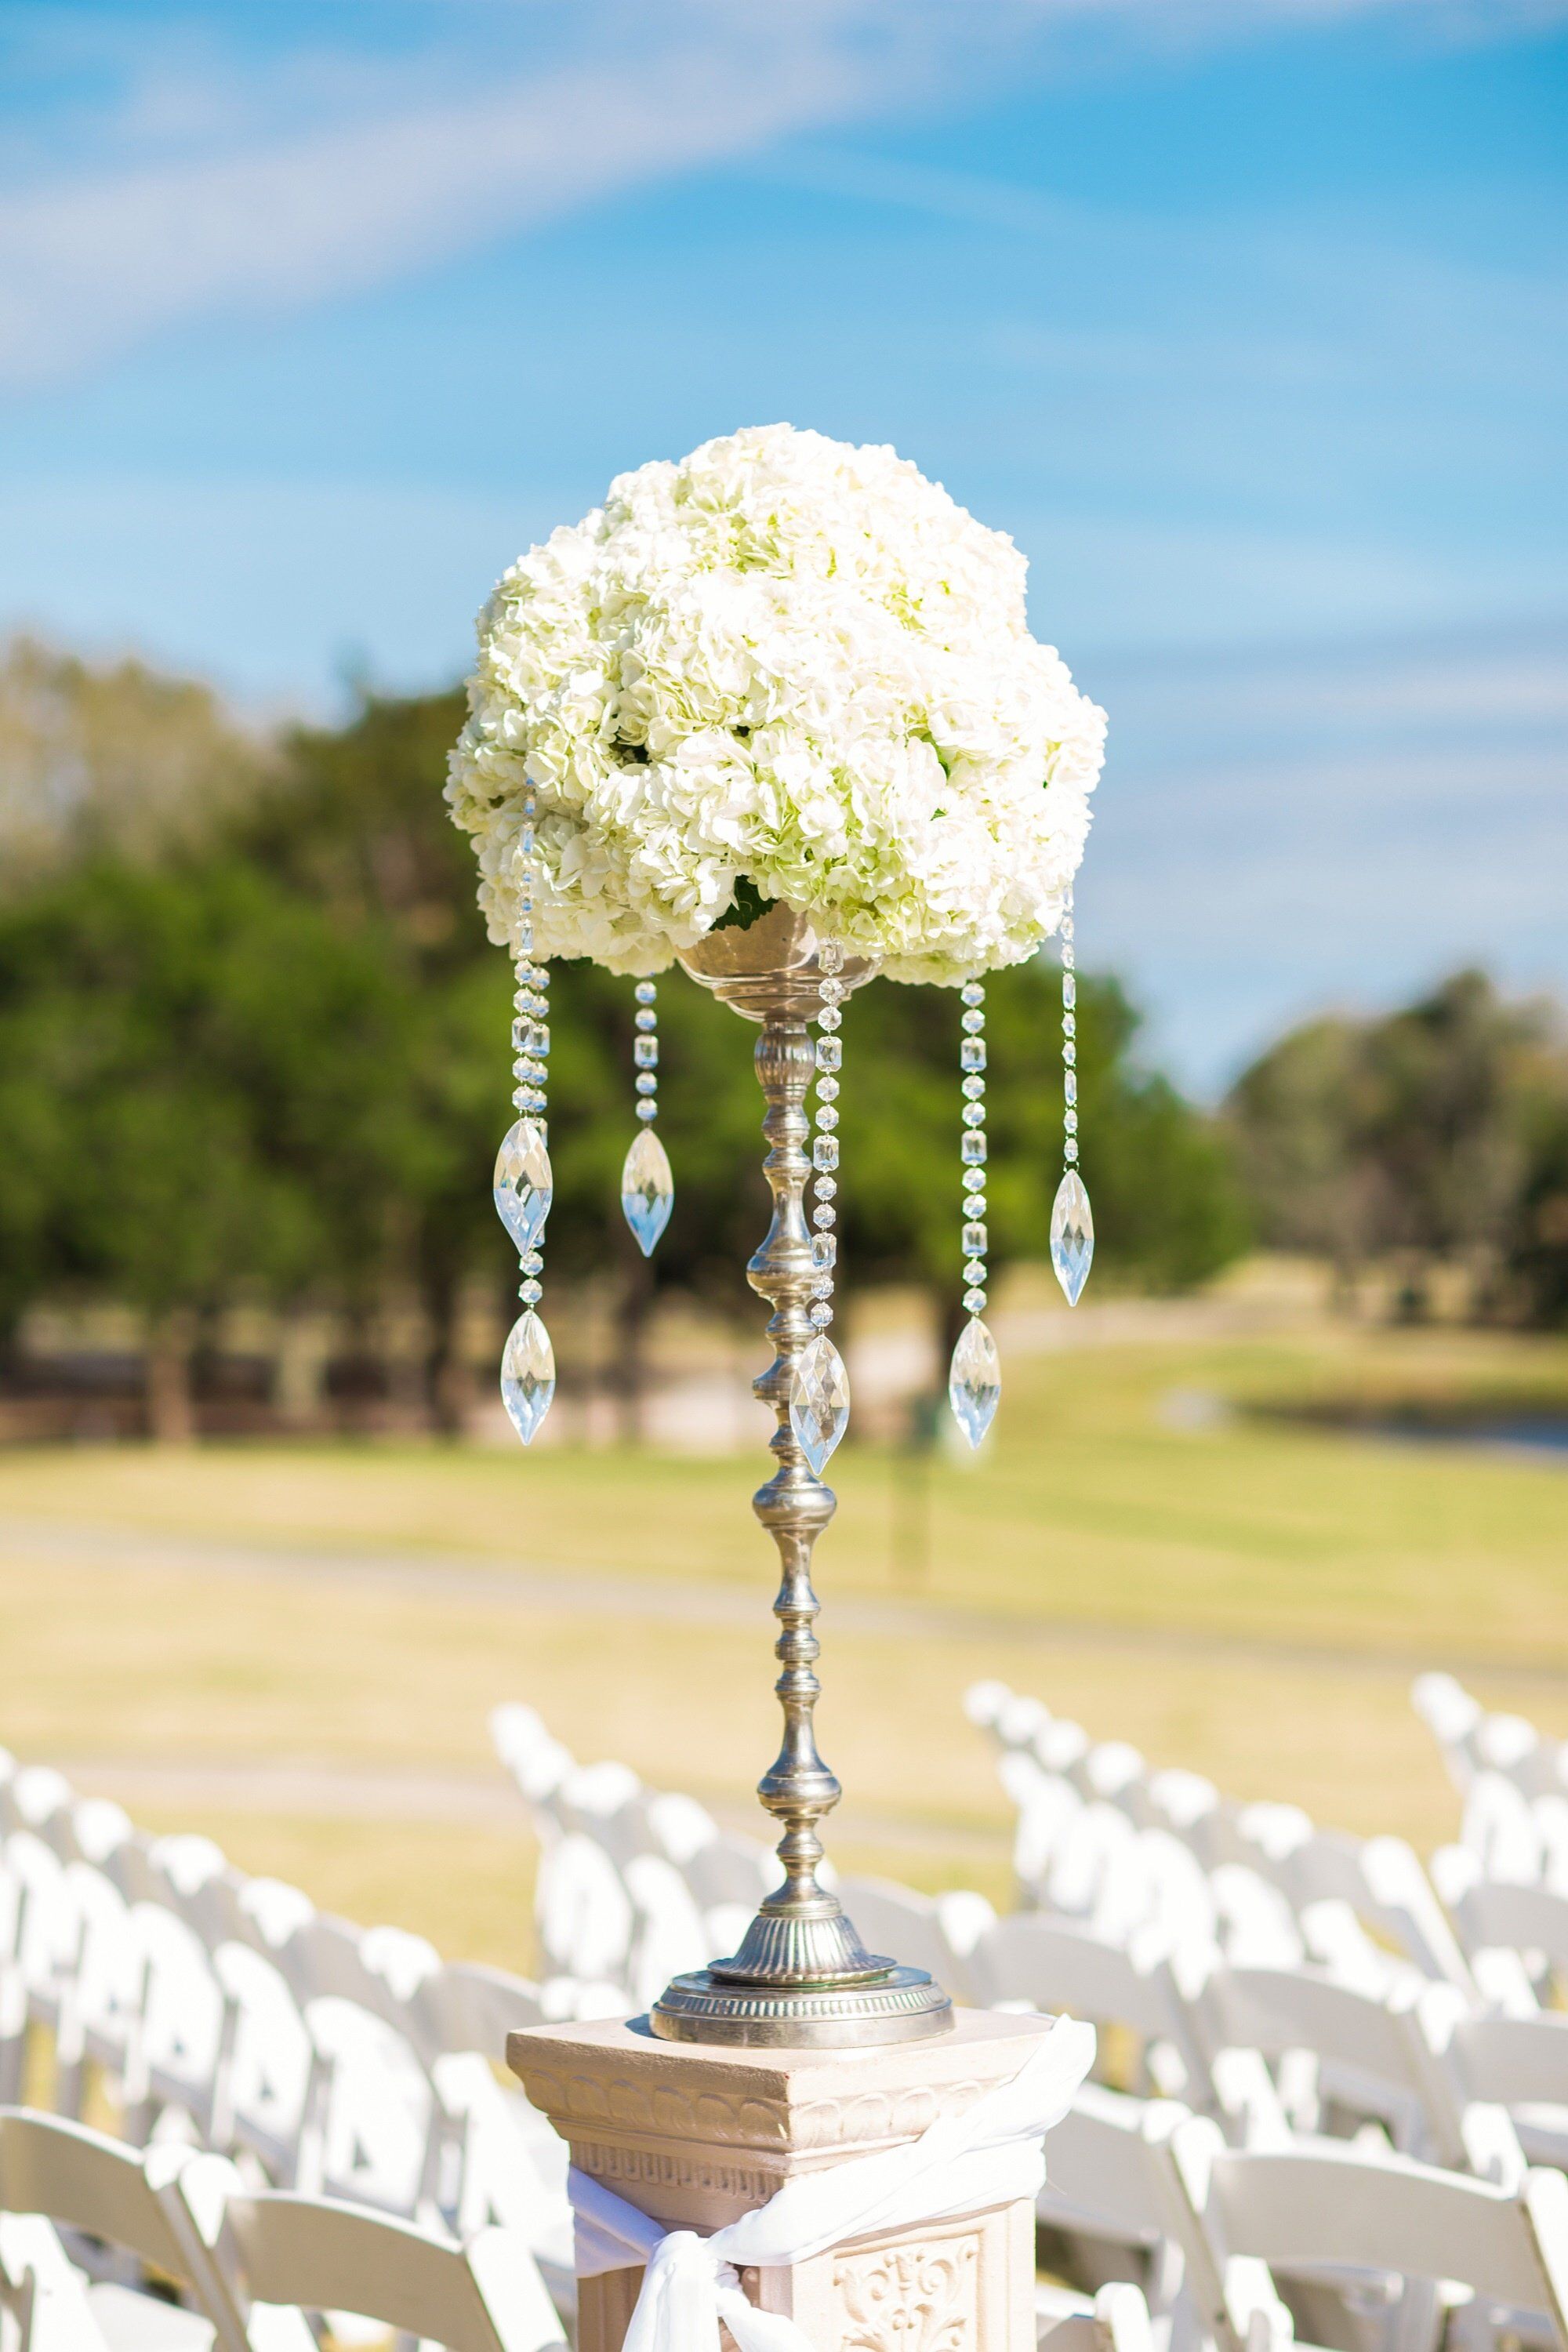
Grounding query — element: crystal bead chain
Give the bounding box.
[947,978,1002,1446]
[787,941,852,1479]
[1060,895,1078,1173]
[959,979,989,1316]
[808,942,844,1333]
[1050,887,1095,1308]
[633,981,659,1122]
[619,976,675,1257]
[493,791,557,1444]
[510,791,549,1308]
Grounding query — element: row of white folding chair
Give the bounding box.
[1,1767,437,2206]
[498,1700,1216,2023]
[972,1680,1470,1984]
[1040,2080,1568,2352]
[1413,1675,1566,1807]
[967,1682,1473,1991]
[490,1706,1555,2183]
[0,1755,581,2294]
[970,1905,1564,2185]
[492,1704,786,2002]
[493,1703,1568,2192]
[0,2097,1165,2352]
[0,2102,568,2351]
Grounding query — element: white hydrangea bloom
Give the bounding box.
[447,424,1105,982]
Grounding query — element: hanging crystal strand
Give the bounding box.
[495,790,556,1443]
[1051,889,1094,1307]
[948,979,1001,1446]
[620,979,673,1255]
[789,941,851,1477]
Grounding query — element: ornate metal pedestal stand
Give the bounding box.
[650,905,953,2047]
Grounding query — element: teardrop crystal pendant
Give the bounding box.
[1051,1170,1094,1307]
[948,1315,1000,1448]
[494,1120,553,1255]
[789,1334,850,1478]
[501,1308,555,1445]
[620,1127,673,1258]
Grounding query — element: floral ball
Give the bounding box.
[448,423,1105,983]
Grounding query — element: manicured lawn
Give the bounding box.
[1,1312,1564,1963]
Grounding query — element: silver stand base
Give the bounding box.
[650,1963,953,2047]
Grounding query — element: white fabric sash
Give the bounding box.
[568,2014,1095,2352]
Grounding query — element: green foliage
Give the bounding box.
[1227,969,1568,1323]
[0,636,269,887]
[0,669,1250,1410]
[837,960,1249,1320]
[0,858,409,1334]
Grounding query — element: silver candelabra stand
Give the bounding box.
[648,904,954,2047]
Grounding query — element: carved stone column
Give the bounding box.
[510,2009,1054,2351]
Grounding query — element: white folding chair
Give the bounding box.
[7,1820,79,2049]
[176,2163,568,2352]
[970,1914,1209,2107]
[1196,1959,1520,2179]
[93,1842,234,2153]
[1412,1674,1487,1798]
[1418,1987,1568,2171]
[1233,1806,1470,1991]
[1171,2116,1568,2352]
[644,1791,773,1904]
[0,2105,242,2350]
[409,1957,575,2315]
[290,1916,440,2218]
[56,1846,142,2123]
[1036,2085,1225,2352]
[1434,1848,1568,2004]
[1039,2278,1160,2352]
[533,1833,636,1989]
[836,1876,995,2006]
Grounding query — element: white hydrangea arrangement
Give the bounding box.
[448,423,1104,983]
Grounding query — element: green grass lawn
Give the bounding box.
[1,1313,1564,1965]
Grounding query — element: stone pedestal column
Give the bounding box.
[509,2008,1054,2352]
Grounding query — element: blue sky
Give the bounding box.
[2,0,1564,1087]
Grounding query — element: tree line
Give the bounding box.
[0,639,1563,1439]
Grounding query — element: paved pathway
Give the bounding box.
[2,1512,1564,1683]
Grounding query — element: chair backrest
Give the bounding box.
[1411,1671,1485,1794]
[973,1915,1186,2046]
[489,1707,574,1813]
[1039,2085,1187,2247]
[61,1799,135,1872]
[837,1878,993,2005]
[296,1912,440,2024]
[0,2108,244,2348]
[1201,1962,1438,2142]
[1438,1853,1568,1973]
[10,1771,74,1857]
[1461,1772,1546,1880]
[416,1961,545,2066]
[1173,2118,1568,2343]
[535,1833,634,1984]
[210,2187,567,2352]
[1432,1998,1568,2111]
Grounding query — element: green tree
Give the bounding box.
[1227,969,1568,1316]
[836,958,1249,1370]
[0,636,268,887]
[0,858,412,1435]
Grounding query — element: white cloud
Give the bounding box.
[0,24,887,387]
[2,0,1562,390]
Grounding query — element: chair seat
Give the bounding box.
[87,2281,216,2351]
